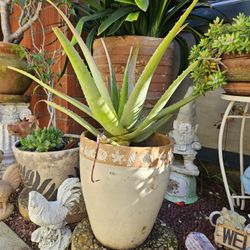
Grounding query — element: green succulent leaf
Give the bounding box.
[20,128,64,152]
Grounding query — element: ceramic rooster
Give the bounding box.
[28,178,81,250]
[0,164,21,220]
[7,115,39,138]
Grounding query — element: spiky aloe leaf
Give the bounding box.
[44,101,100,137]
[47,0,115,115]
[117,62,198,142]
[8,66,93,118]
[52,27,127,136]
[100,39,120,114]
[119,0,199,130]
[132,114,172,143]
[155,94,198,121]
[118,46,139,119]
[118,47,133,118]
[139,61,198,126]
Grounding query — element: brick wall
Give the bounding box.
[10,3,91,135]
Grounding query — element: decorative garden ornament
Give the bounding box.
[28,178,81,250]
[0,163,21,220]
[0,102,31,170]
[185,232,215,250]
[166,87,201,204]
[241,167,250,195]
[209,208,250,249]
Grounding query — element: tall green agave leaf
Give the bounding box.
[140,61,198,126]
[155,94,197,121]
[44,101,100,137]
[119,0,199,130]
[118,46,139,118]
[117,62,197,142]
[118,47,133,118]
[132,114,173,143]
[127,46,139,96]
[47,0,116,115]
[8,66,93,118]
[52,27,127,136]
[100,39,120,113]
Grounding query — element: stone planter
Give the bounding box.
[0,42,33,96]
[80,132,173,249]
[93,36,174,107]
[13,139,79,201]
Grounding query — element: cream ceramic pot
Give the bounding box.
[80,133,173,249]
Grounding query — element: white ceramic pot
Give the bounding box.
[80,133,173,249]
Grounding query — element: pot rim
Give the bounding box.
[222,53,250,60]
[80,131,173,150]
[0,42,29,54]
[93,36,175,47]
[13,134,79,155]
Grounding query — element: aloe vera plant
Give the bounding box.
[9,0,221,146]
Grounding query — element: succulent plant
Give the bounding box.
[20,127,64,152]
[189,13,250,95]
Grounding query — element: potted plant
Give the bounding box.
[12,127,80,218]
[72,0,213,106]
[10,0,224,249]
[0,0,70,99]
[189,13,250,96]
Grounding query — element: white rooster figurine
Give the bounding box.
[28,178,81,250]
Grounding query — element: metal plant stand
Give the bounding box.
[218,94,250,211]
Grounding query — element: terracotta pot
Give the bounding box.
[13,138,79,201]
[93,36,174,107]
[222,53,250,82]
[223,82,250,96]
[0,42,32,95]
[221,53,250,95]
[80,132,173,249]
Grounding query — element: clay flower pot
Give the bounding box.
[222,53,250,96]
[93,36,174,107]
[0,42,33,96]
[80,132,173,249]
[13,139,79,201]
